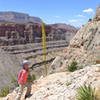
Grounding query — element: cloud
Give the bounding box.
[68,19,79,23]
[67,19,86,27]
[54,16,62,18]
[76,14,86,18]
[83,8,94,13]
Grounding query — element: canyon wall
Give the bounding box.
[0,23,77,46]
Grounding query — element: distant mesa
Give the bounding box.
[49,23,77,33]
[0,11,42,24]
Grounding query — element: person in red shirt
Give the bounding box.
[15,60,32,100]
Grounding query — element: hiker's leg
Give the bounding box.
[15,85,24,100]
[25,82,32,97]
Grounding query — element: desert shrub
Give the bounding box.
[68,61,78,72]
[88,18,92,22]
[27,74,36,83]
[0,87,10,97]
[11,76,19,87]
[77,84,98,100]
[65,82,72,86]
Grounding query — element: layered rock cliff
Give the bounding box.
[0,22,77,46]
[0,12,78,46]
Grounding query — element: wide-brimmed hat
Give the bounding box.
[20,60,31,67]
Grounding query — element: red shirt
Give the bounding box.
[18,69,29,84]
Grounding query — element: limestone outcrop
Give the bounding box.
[70,5,100,50]
[70,21,100,50]
[49,5,100,74]
[94,5,100,21]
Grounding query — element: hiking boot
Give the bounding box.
[25,94,32,99]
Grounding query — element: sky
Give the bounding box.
[0,0,99,27]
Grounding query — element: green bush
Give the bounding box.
[0,87,10,97]
[27,74,36,83]
[77,84,98,100]
[68,61,78,72]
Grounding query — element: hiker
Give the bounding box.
[15,60,32,100]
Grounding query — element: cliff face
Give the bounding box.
[0,12,78,46]
[0,48,21,89]
[0,23,42,45]
[49,5,100,74]
[70,21,100,50]
[0,22,77,46]
[70,5,100,50]
[94,5,100,21]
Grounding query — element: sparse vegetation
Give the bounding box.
[77,84,98,100]
[0,87,10,97]
[88,18,92,22]
[27,74,36,83]
[65,82,72,86]
[92,60,100,65]
[68,61,78,72]
[11,76,19,87]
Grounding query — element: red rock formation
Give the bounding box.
[0,22,77,46]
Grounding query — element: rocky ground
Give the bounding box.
[1,64,100,100]
[49,46,100,74]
